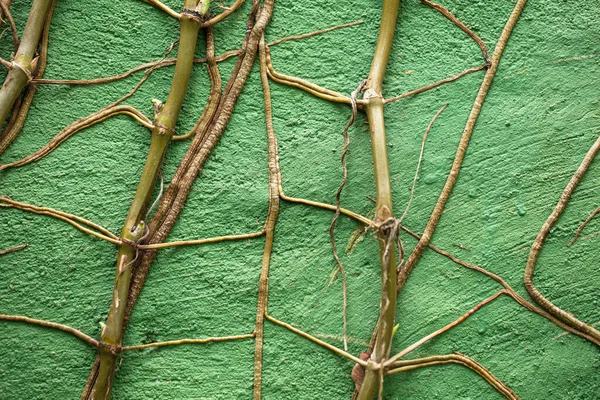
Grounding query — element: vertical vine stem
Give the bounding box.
[356,0,401,398]
[88,1,206,398]
[253,32,281,400]
[0,0,52,130]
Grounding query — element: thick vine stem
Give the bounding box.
[81,1,272,396]
[122,0,273,332]
[397,0,528,294]
[524,135,600,343]
[253,33,281,399]
[356,1,401,399]
[0,0,55,156]
[86,3,204,398]
[0,0,52,129]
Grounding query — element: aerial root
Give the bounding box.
[121,332,255,351]
[385,290,507,366]
[524,134,600,343]
[0,314,99,348]
[0,1,18,51]
[273,191,600,345]
[0,105,152,171]
[568,206,600,246]
[264,313,367,366]
[387,353,519,399]
[139,0,180,19]
[0,243,27,256]
[421,0,490,62]
[0,312,253,353]
[329,80,366,351]
[0,196,267,250]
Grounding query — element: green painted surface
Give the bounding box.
[0,0,598,398]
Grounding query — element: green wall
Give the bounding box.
[0,0,598,398]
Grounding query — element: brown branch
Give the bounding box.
[524,135,600,343]
[0,1,18,51]
[329,81,365,351]
[387,353,519,399]
[568,206,600,246]
[385,290,507,366]
[422,0,489,62]
[0,314,99,348]
[0,243,27,256]
[0,196,121,245]
[0,105,153,171]
[253,32,282,400]
[398,0,528,294]
[264,313,367,366]
[384,64,487,104]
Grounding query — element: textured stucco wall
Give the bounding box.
[0,0,598,399]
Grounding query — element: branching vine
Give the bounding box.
[0,0,598,399]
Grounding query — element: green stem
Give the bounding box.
[356,0,401,399]
[0,0,52,129]
[89,2,203,398]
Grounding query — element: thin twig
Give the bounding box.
[0,243,27,256]
[422,0,489,62]
[398,104,447,224]
[384,65,487,104]
[122,333,254,351]
[265,313,367,367]
[568,206,600,246]
[329,81,365,351]
[0,314,99,348]
[385,290,507,366]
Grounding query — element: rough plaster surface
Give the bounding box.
[0,0,598,399]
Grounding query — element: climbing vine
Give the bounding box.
[0,0,598,399]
